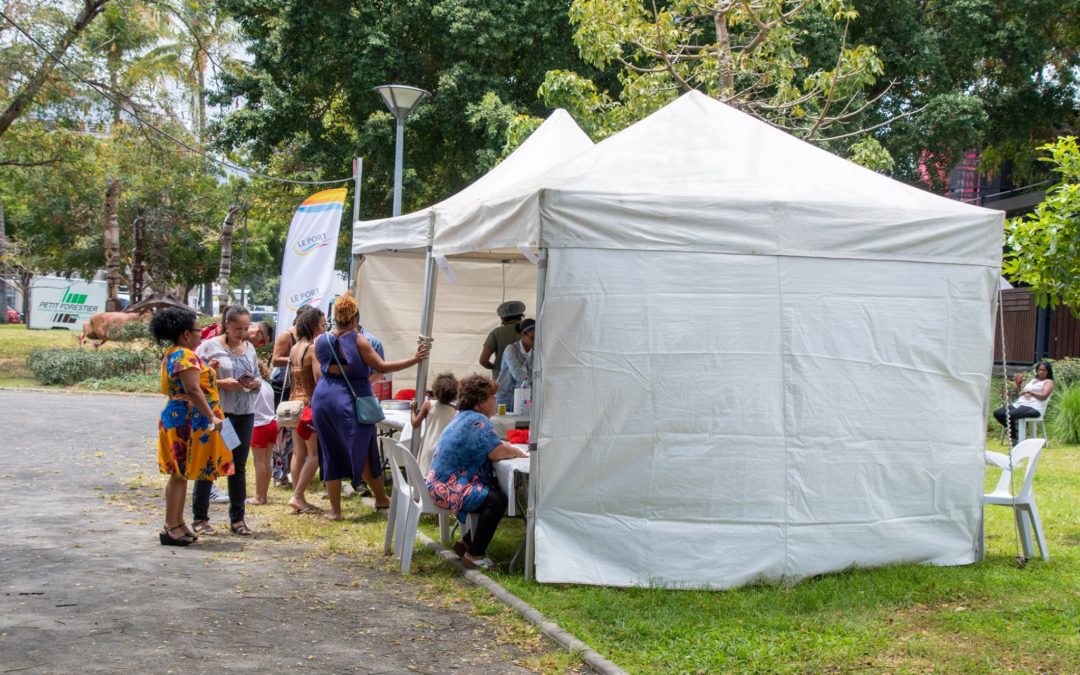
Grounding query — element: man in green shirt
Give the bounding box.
[479,300,525,379]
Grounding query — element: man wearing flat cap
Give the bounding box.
[479,300,525,379]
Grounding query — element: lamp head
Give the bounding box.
[374,84,430,121]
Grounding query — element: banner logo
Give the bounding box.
[286,287,322,311]
[277,187,346,332]
[292,232,331,256]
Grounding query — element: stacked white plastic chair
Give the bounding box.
[981,438,1050,560]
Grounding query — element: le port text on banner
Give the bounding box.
[276,188,347,331]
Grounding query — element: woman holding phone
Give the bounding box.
[193,304,263,536]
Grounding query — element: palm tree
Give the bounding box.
[83,0,166,124]
[133,0,239,146]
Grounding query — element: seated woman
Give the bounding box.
[426,374,527,570]
[496,318,535,412]
[993,361,1055,445]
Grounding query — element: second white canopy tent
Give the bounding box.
[352,108,594,403]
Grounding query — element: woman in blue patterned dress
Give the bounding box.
[426,374,527,569]
[310,294,429,520]
[151,308,230,546]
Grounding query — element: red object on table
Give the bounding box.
[506,429,529,444]
[373,379,392,401]
[394,388,416,400]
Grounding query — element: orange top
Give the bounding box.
[289,342,317,405]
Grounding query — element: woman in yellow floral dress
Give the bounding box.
[151,308,232,546]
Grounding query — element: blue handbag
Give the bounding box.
[327,334,386,425]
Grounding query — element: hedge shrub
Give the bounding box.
[28,348,154,386]
[1047,357,1080,388]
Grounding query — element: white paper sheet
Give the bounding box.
[220,418,241,450]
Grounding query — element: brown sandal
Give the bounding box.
[230,521,255,537]
[192,520,218,536]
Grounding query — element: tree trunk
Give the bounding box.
[131,207,145,303]
[0,0,110,138]
[196,53,207,146]
[104,177,122,311]
[202,282,212,315]
[0,197,8,324]
[217,205,239,313]
[20,270,31,324]
[108,44,121,125]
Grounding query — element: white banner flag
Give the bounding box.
[276,188,347,331]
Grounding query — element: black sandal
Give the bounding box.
[230,521,255,537]
[160,524,196,547]
[179,521,198,541]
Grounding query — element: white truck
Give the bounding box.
[28,277,108,330]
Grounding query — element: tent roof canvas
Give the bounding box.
[352,109,593,255]
[436,90,1002,266]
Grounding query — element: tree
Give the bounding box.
[0,0,110,137]
[535,0,898,169]
[213,0,593,219]
[83,0,167,124]
[1002,136,1080,312]
[217,204,240,311]
[104,176,122,310]
[846,0,1080,189]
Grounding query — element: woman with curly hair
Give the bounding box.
[150,307,230,546]
[287,306,326,514]
[311,293,429,520]
[426,374,527,569]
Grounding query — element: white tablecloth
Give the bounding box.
[494,445,530,517]
[376,408,414,445]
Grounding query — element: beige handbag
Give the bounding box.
[275,360,303,428]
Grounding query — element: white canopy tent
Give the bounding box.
[352,109,593,390]
[359,91,1004,588]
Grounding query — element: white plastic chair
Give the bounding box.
[982,438,1050,560]
[1012,390,1052,445]
[380,436,413,557]
[383,439,453,573]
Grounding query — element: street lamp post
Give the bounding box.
[373,84,430,217]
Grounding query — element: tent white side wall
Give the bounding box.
[434,92,1003,587]
[356,253,536,386]
[537,249,995,586]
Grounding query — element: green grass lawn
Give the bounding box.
[151,435,1079,673]
[411,441,1080,673]
[0,323,79,386]
[0,323,157,391]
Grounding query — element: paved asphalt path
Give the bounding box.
[0,390,540,673]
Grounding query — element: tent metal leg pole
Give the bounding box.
[410,247,438,457]
[526,248,548,581]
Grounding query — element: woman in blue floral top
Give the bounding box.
[427,374,527,570]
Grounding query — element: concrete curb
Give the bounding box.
[415,532,628,675]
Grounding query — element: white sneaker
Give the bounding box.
[209,484,229,504]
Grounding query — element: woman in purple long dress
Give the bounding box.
[311,294,429,520]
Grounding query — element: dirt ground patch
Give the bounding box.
[0,390,563,673]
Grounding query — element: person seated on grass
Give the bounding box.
[425,374,527,570]
[993,361,1055,445]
